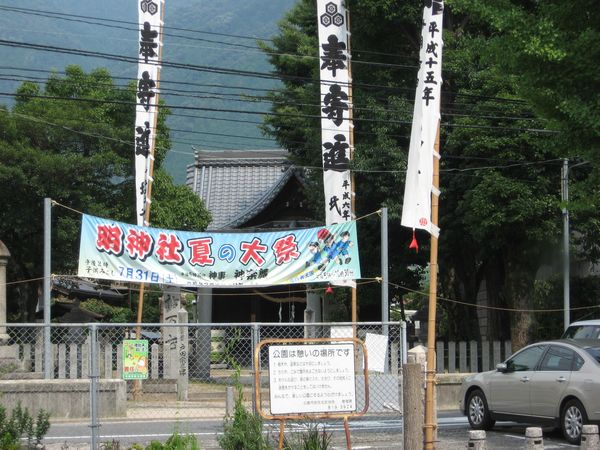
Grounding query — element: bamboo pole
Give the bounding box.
[346,7,358,331]
[423,124,441,449]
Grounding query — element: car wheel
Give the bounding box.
[466,389,495,430]
[561,399,587,445]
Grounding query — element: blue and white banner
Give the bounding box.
[78,215,361,287]
[401,0,443,237]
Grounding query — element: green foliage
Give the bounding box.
[144,432,200,450]
[219,395,269,450]
[151,169,211,231]
[261,0,426,319]
[533,276,600,341]
[445,0,600,260]
[260,0,598,345]
[121,432,200,450]
[222,328,243,370]
[81,298,135,323]
[218,367,270,450]
[0,66,211,320]
[281,422,332,450]
[0,402,50,449]
[447,0,600,158]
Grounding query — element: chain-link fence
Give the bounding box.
[0,321,405,446]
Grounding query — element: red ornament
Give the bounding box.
[325,286,334,295]
[409,230,419,252]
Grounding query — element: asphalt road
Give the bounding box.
[42,411,580,449]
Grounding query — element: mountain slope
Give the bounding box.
[0,0,296,183]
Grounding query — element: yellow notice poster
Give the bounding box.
[122,339,149,380]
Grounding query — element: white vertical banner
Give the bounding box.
[401,0,444,237]
[317,0,353,226]
[135,0,164,226]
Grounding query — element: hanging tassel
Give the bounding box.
[409,229,419,252]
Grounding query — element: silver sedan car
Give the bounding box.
[459,339,600,444]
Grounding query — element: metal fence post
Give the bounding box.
[43,198,52,379]
[89,323,99,450]
[251,323,260,414]
[401,320,408,365]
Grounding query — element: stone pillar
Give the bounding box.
[306,290,322,322]
[161,286,181,379]
[191,288,212,379]
[0,241,11,343]
[177,307,189,401]
[322,291,332,322]
[468,430,487,449]
[305,290,321,338]
[525,427,544,450]
[581,425,599,450]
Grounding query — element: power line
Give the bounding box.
[0,4,424,65]
[0,90,558,134]
[0,4,420,71]
[1,108,564,175]
[0,38,535,109]
[0,70,539,124]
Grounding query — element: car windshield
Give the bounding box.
[583,346,600,364]
[562,325,600,339]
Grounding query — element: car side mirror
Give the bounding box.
[496,363,508,373]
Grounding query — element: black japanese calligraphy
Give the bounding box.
[321,35,347,77]
[424,71,437,85]
[135,121,151,157]
[137,71,156,111]
[328,196,341,215]
[426,41,439,58]
[322,84,348,126]
[139,21,158,64]
[425,57,438,69]
[323,133,350,171]
[422,87,435,106]
[428,21,440,38]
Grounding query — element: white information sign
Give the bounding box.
[269,343,356,415]
[364,332,388,373]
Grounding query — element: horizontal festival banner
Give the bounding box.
[77,215,361,288]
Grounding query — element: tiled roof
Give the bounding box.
[186,150,293,230]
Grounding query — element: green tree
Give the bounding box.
[260,0,426,319]
[442,0,599,346]
[435,16,566,346]
[0,66,210,320]
[262,0,588,349]
[446,0,600,164]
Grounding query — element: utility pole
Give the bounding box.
[381,207,389,340]
[561,159,570,331]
